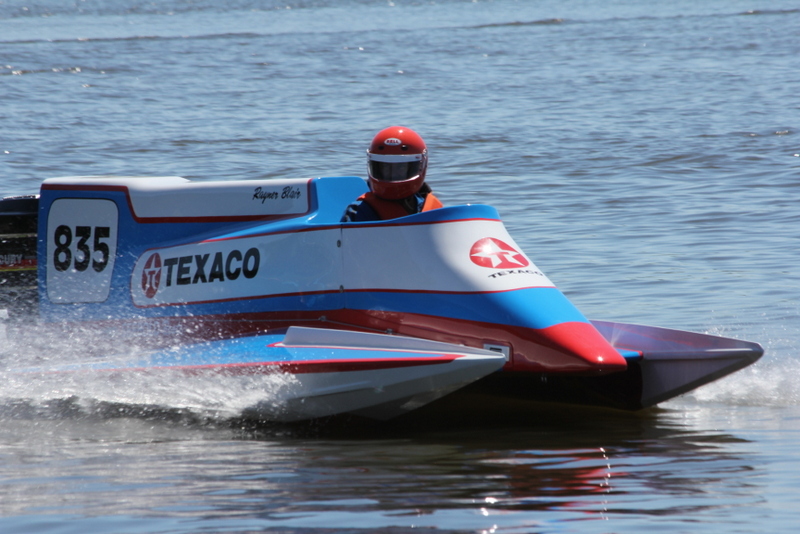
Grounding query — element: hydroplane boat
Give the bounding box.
[0,176,763,421]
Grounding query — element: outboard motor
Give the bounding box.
[0,195,39,327]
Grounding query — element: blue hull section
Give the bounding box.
[345,287,589,331]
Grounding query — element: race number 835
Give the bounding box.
[53,225,111,273]
[45,197,118,304]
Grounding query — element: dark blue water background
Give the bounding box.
[2,1,799,532]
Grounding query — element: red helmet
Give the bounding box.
[366,126,428,200]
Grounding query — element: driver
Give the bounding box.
[343,126,443,222]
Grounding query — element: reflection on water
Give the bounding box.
[2,0,800,531]
[0,400,770,532]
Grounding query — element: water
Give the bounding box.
[2,0,800,531]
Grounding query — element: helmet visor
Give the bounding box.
[368,160,422,183]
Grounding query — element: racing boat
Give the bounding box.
[0,175,763,421]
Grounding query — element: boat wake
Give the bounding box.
[0,323,302,424]
[682,325,800,408]
[0,366,301,421]
[686,357,800,407]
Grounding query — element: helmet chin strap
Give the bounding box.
[398,195,417,214]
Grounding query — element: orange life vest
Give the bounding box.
[358,191,443,221]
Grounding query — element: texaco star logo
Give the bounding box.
[469,238,529,269]
[141,252,162,299]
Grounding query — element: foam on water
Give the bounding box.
[679,317,800,407]
[687,356,800,408]
[1,366,300,419]
[0,321,301,422]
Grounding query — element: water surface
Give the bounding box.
[2,1,799,532]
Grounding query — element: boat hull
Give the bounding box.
[5,326,506,422]
[0,175,764,421]
[415,320,764,414]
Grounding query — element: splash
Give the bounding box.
[688,359,800,407]
[686,326,800,407]
[0,321,301,423]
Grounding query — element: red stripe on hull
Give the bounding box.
[325,309,627,374]
[56,308,624,374]
[518,321,628,373]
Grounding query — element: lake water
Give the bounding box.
[1,0,799,532]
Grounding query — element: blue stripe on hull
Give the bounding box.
[40,286,587,334]
[345,287,589,330]
[23,333,472,373]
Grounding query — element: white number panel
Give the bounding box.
[46,199,119,303]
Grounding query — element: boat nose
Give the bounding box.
[515,321,628,374]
